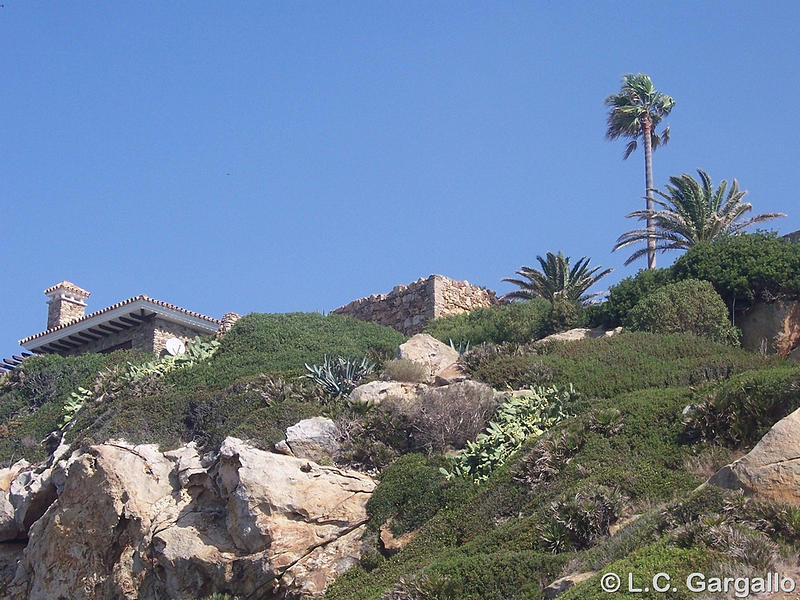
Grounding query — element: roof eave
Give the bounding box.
[20,298,219,351]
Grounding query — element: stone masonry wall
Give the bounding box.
[65,319,155,356]
[47,298,86,330]
[332,274,499,335]
[63,318,208,356]
[152,318,207,356]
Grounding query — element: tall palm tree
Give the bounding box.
[502,252,612,304]
[613,170,786,265]
[605,73,675,269]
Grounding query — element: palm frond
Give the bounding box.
[614,169,787,265]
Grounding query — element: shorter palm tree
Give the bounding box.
[502,252,613,304]
[613,170,786,265]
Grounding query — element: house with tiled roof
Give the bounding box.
[19,281,221,356]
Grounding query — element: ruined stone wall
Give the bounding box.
[332,274,499,335]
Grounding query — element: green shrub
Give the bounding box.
[0,350,144,463]
[627,279,739,344]
[672,232,800,312]
[559,542,715,600]
[368,454,473,536]
[591,268,674,328]
[173,313,405,388]
[423,299,552,345]
[684,364,800,447]
[468,332,776,397]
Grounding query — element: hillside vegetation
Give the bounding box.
[3,239,800,599]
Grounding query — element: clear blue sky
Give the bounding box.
[2,2,798,358]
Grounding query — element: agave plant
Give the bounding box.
[304,355,375,398]
[502,252,612,305]
[614,170,786,265]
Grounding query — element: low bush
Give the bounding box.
[367,454,473,536]
[467,332,776,397]
[559,542,715,600]
[383,359,428,383]
[0,350,146,463]
[627,279,739,344]
[171,313,405,388]
[423,299,552,345]
[684,364,800,447]
[336,382,498,469]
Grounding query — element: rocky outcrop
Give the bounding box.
[280,417,340,463]
[395,333,460,383]
[349,380,428,407]
[739,300,800,359]
[709,407,800,504]
[534,326,622,347]
[4,437,375,600]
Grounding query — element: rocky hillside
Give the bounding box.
[1,297,800,599]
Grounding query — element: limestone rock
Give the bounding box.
[543,572,597,599]
[535,326,622,346]
[0,542,24,598]
[349,380,428,407]
[709,407,800,503]
[0,460,30,542]
[379,521,417,555]
[434,362,468,386]
[6,437,376,600]
[396,333,460,382]
[284,417,340,463]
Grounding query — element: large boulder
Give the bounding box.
[534,326,622,347]
[709,407,800,504]
[283,417,340,463]
[6,437,376,600]
[395,333,460,382]
[349,380,428,407]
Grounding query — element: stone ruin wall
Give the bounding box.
[332,274,499,335]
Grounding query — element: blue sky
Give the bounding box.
[2,2,798,358]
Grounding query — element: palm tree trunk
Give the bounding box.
[642,117,656,269]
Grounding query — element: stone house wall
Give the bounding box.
[152,319,207,356]
[64,317,207,356]
[332,274,499,335]
[65,319,156,356]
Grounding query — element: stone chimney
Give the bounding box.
[44,281,91,329]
